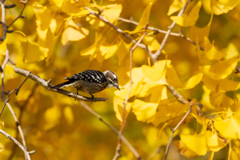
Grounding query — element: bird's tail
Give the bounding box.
[53,81,73,89]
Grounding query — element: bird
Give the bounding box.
[53,70,120,100]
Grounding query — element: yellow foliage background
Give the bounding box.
[0,0,240,159]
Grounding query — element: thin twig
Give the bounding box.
[8,84,37,160]
[163,102,193,160]
[80,102,142,160]
[7,0,29,28]
[0,129,35,155]
[118,17,205,51]
[6,102,31,160]
[85,7,156,62]
[12,66,107,102]
[153,0,193,60]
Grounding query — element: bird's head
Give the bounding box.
[103,70,120,90]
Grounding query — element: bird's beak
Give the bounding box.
[116,85,120,91]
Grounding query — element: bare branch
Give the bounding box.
[85,7,156,62]
[153,0,193,60]
[5,102,31,160]
[163,102,193,160]
[7,0,29,29]
[12,66,107,102]
[0,129,35,155]
[80,102,142,160]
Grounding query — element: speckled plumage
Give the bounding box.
[53,70,120,98]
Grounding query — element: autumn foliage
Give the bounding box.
[0,0,240,160]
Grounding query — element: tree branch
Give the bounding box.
[153,0,193,60]
[80,102,142,160]
[12,66,107,102]
[163,101,193,160]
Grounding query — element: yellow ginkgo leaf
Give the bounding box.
[199,55,239,80]
[183,73,203,89]
[143,35,161,51]
[61,27,89,45]
[22,41,48,63]
[225,43,239,59]
[33,3,52,30]
[168,0,188,16]
[181,132,208,155]
[102,4,122,23]
[170,1,202,27]
[97,44,118,64]
[206,130,227,152]
[211,0,238,15]
[62,0,90,15]
[204,37,226,60]
[132,99,158,122]
[211,93,230,113]
[115,40,129,66]
[113,95,132,122]
[166,65,184,88]
[190,13,213,44]
[214,115,240,139]
[174,140,198,158]
[49,0,64,8]
[131,2,152,33]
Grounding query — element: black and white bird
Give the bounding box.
[53,70,120,99]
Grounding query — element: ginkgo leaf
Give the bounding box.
[190,13,213,44]
[170,1,202,27]
[225,43,239,59]
[61,27,89,45]
[102,4,122,23]
[202,75,240,92]
[166,65,184,88]
[49,0,64,8]
[174,140,198,158]
[115,40,129,66]
[142,60,170,81]
[214,115,240,139]
[22,41,49,63]
[199,55,239,80]
[143,35,161,51]
[206,130,227,151]
[62,0,90,15]
[183,73,203,89]
[115,68,145,99]
[97,44,118,64]
[33,3,52,30]
[211,0,238,15]
[204,37,226,60]
[113,95,132,122]
[131,2,152,33]
[132,99,158,122]
[181,133,208,155]
[209,92,234,110]
[168,0,188,16]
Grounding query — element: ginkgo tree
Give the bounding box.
[0,0,240,160]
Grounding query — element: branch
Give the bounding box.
[113,29,149,160]
[153,0,193,60]
[163,101,193,160]
[118,17,205,51]
[85,7,156,62]
[7,0,29,29]
[0,129,35,156]
[12,66,107,102]
[80,102,142,160]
